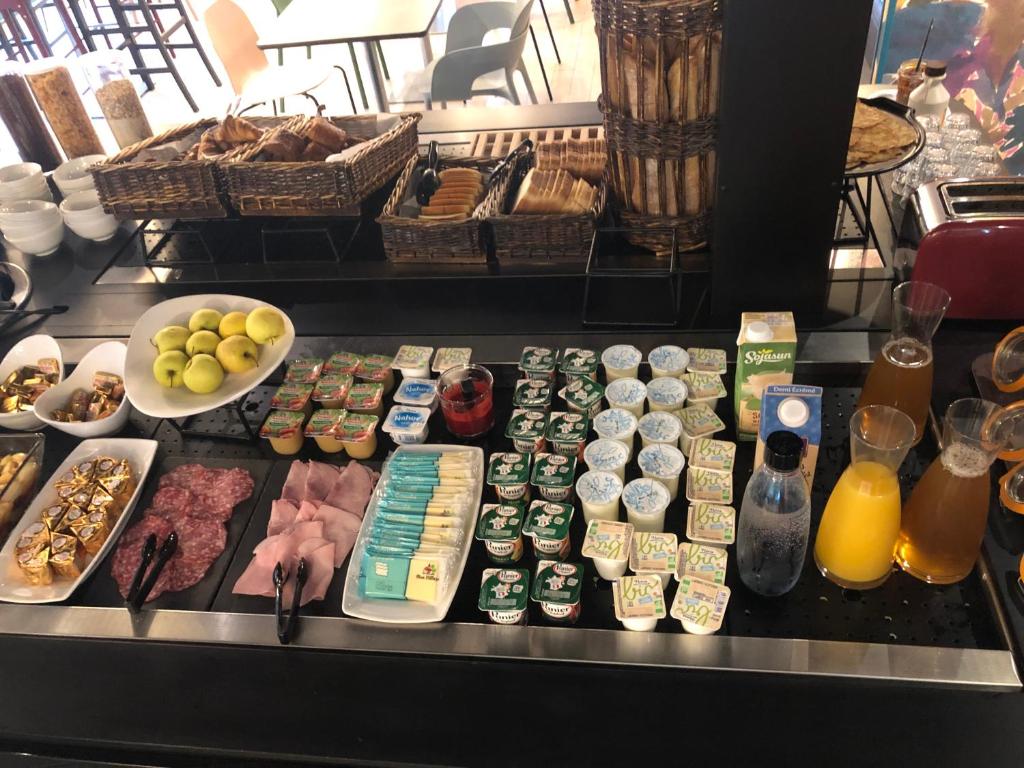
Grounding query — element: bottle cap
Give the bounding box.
[764,431,804,472]
[777,397,810,429]
[924,61,946,77]
[746,321,773,343]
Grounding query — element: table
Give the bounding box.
[256,0,444,113]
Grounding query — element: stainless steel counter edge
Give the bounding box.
[0,604,1017,691]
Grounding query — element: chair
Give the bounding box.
[204,0,356,115]
[420,0,538,109]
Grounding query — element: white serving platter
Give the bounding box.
[124,294,294,419]
[35,341,130,438]
[0,437,158,603]
[342,444,483,624]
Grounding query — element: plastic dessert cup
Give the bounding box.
[531,560,583,623]
[512,378,553,410]
[676,541,728,586]
[575,470,623,523]
[382,405,431,445]
[260,409,306,455]
[648,345,690,378]
[688,437,736,473]
[345,382,384,419]
[605,377,646,419]
[505,409,549,454]
[487,452,531,502]
[681,371,727,410]
[646,376,688,413]
[524,500,574,560]
[559,377,604,417]
[392,345,433,379]
[637,443,685,500]
[479,568,529,625]
[637,411,683,449]
[437,364,495,438]
[312,373,353,409]
[629,531,678,589]
[270,382,314,415]
[336,412,378,459]
[593,407,638,459]
[612,573,667,631]
[304,408,347,453]
[324,351,362,376]
[583,438,630,482]
[686,502,736,546]
[393,377,438,413]
[602,344,642,382]
[686,348,728,375]
[671,577,731,635]
[531,452,577,502]
[356,354,395,393]
[559,347,599,382]
[432,347,472,374]
[622,478,671,532]
[519,346,558,381]
[581,519,634,580]
[677,404,726,455]
[285,357,324,385]
[545,412,589,459]
[476,503,526,564]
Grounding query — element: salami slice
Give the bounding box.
[150,486,196,522]
[110,513,175,598]
[168,515,227,591]
[158,463,215,490]
[219,468,255,506]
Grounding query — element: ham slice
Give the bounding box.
[303,461,338,503]
[324,461,376,518]
[232,534,293,597]
[281,461,309,503]
[267,500,299,537]
[294,500,319,523]
[292,538,335,606]
[311,503,362,567]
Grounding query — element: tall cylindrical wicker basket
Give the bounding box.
[593,0,722,252]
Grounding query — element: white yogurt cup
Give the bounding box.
[637,411,682,449]
[605,377,646,419]
[612,573,666,631]
[583,438,630,482]
[582,519,633,580]
[622,478,671,532]
[648,345,690,378]
[601,344,642,382]
[575,470,623,523]
[645,377,688,413]
[592,408,638,460]
[637,443,685,500]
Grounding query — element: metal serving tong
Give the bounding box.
[126,532,178,612]
[273,558,308,645]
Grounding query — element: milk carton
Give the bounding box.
[735,312,796,440]
[754,385,822,490]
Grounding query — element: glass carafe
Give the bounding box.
[858,281,951,445]
[895,398,1018,584]
[814,405,916,590]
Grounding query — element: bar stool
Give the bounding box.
[0,0,51,59]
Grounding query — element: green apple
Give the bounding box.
[186,330,221,357]
[188,308,223,333]
[152,350,188,388]
[216,335,259,374]
[219,311,248,338]
[182,354,224,394]
[245,306,286,345]
[151,325,190,354]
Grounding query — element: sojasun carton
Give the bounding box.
[735,312,796,441]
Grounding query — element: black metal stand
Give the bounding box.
[140,219,217,267]
[835,173,899,265]
[259,218,357,264]
[164,394,259,443]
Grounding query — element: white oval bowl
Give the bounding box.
[6,220,64,255]
[0,199,59,221]
[35,341,129,437]
[58,189,102,216]
[0,334,63,430]
[63,215,118,242]
[0,162,42,185]
[53,155,104,195]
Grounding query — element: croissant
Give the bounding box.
[220,114,264,145]
[306,117,349,153]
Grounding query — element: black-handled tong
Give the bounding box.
[415,140,442,206]
[126,532,178,612]
[274,558,308,645]
[489,138,533,188]
[0,304,68,320]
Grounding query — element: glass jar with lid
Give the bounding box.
[23,57,104,158]
[80,50,152,149]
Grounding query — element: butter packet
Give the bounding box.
[432,347,472,374]
[686,348,727,374]
[688,437,736,473]
[686,502,736,546]
[676,542,728,585]
[685,466,734,505]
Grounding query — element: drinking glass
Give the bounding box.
[945,113,972,131]
[815,406,916,589]
[975,162,1000,177]
[971,145,998,164]
[895,399,1019,584]
[436,364,494,438]
[858,281,951,444]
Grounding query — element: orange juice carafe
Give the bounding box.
[814,405,916,590]
[895,398,1020,584]
[858,281,951,445]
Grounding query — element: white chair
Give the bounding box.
[415,0,539,109]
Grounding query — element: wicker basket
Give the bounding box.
[91,118,227,220]
[593,0,722,250]
[482,153,605,263]
[378,155,491,264]
[224,112,421,217]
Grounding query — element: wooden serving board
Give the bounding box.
[469,126,604,158]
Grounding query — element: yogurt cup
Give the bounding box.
[531,560,583,623]
[324,351,362,375]
[432,347,472,374]
[583,438,629,482]
[512,378,553,410]
[637,443,685,500]
[270,382,314,414]
[487,451,531,502]
[382,405,431,445]
[612,573,667,631]
[559,377,604,417]
[688,437,736,473]
[605,377,646,419]
[345,382,385,419]
[303,408,347,453]
[545,411,589,459]
[559,347,599,382]
[593,408,638,459]
[648,345,690,378]
[505,409,549,454]
[336,412,378,459]
[356,354,395,393]
[676,541,728,585]
[312,373,353,409]
[629,531,678,589]
[479,568,529,625]
[681,371,727,410]
[685,347,727,375]
[677,404,726,454]
[601,344,642,382]
[524,500,573,560]
[686,502,736,546]
[670,576,730,634]
[637,411,682,449]
[685,466,734,505]
[519,346,558,381]
[581,519,634,580]
[531,452,577,502]
[392,344,434,379]
[260,409,306,455]
[476,503,526,564]
[622,478,671,532]
[394,377,439,413]
[575,470,623,523]
[284,357,324,384]
[645,377,687,413]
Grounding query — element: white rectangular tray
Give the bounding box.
[341,444,483,624]
[0,438,159,604]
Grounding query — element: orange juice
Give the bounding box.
[814,461,901,589]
